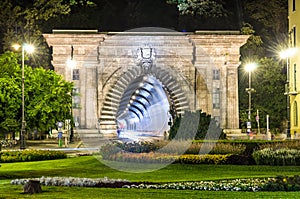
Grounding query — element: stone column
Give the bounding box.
[226,65,240,131]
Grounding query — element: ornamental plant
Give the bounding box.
[252,148,300,166]
[0,150,67,163]
[262,175,300,191]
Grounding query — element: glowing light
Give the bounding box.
[279,48,298,59]
[67,59,76,68]
[245,63,257,72]
[12,44,21,51]
[12,43,35,53]
[24,44,34,53]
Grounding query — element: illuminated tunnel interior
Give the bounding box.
[100,65,191,141]
[116,74,171,140]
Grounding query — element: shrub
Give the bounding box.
[169,110,226,140]
[225,154,255,165]
[259,140,300,150]
[176,154,230,164]
[262,175,300,191]
[102,140,247,154]
[101,151,233,165]
[185,142,246,155]
[99,142,122,159]
[0,150,67,163]
[252,148,300,166]
[103,151,176,164]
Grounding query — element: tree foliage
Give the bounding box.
[167,0,227,17]
[0,52,73,135]
[0,0,94,68]
[239,57,286,132]
[169,110,225,140]
[0,52,21,134]
[243,0,288,54]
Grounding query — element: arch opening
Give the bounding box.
[117,74,170,140]
[100,65,192,141]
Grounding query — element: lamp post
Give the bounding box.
[245,63,257,135]
[13,43,34,149]
[279,48,297,139]
[67,48,76,142]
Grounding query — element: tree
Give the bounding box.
[0,0,94,68]
[238,0,288,132]
[239,57,286,132]
[166,0,226,17]
[0,52,73,136]
[25,67,73,133]
[243,0,288,56]
[0,52,21,136]
[169,110,225,140]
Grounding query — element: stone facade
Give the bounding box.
[288,0,300,139]
[43,30,249,134]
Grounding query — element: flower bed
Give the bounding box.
[11,176,131,188]
[14,176,298,192]
[123,178,270,192]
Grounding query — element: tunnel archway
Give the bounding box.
[44,29,249,137]
[100,64,193,140]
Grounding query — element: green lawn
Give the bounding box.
[1,156,300,198]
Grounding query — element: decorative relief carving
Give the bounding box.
[136,45,155,74]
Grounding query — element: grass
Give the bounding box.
[1,156,300,198]
[1,185,300,199]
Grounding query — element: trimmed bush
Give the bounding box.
[225,154,255,165]
[100,140,246,156]
[169,110,226,140]
[0,150,67,163]
[262,175,300,191]
[259,140,300,150]
[176,154,230,164]
[193,140,300,156]
[252,148,300,166]
[101,151,233,165]
[185,142,246,155]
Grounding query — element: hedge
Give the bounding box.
[252,148,300,166]
[0,150,67,163]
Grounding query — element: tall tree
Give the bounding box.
[0,52,21,135]
[239,57,286,132]
[243,0,288,55]
[166,0,226,17]
[0,0,94,68]
[0,52,73,135]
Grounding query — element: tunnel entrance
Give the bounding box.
[102,61,192,141]
[116,75,170,140]
[44,28,249,138]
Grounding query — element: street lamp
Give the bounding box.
[245,62,257,134]
[279,48,297,139]
[13,43,34,149]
